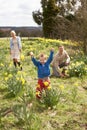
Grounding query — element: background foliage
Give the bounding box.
[0,37,87,130]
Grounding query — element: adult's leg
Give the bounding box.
[59,62,66,68]
[13,59,17,67]
[59,62,69,76]
[51,66,60,77]
[17,61,22,70]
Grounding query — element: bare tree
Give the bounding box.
[75,0,87,54]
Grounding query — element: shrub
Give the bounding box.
[4,71,26,97]
[68,61,86,77]
[40,88,61,109]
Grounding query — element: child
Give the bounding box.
[30,49,54,99]
[10,30,22,70]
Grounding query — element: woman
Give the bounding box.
[10,30,22,70]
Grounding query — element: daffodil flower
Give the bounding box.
[36,91,40,96]
[5,77,8,81]
[47,85,51,90]
[1,63,4,67]
[59,85,64,90]
[44,81,49,87]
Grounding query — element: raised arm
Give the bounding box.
[17,36,22,51]
[10,38,13,54]
[46,48,54,64]
[30,52,39,67]
[10,38,13,49]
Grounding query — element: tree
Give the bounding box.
[75,0,87,54]
[32,0,80,38]
[42,0,59,38]
[32,10,42,25]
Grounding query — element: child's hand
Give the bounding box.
[50,48,54,52]
[30,52,34,57]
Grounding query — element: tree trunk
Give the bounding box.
[83,39,87,55]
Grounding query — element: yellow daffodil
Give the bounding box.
[9,63,12,67]
[75,62,80,66]
[59,85,64,90]
[47,85,51,90]
[5,77,8,81]
[85,67,87,71]
[44,81,49,87]
[74,82,79,87]
[36,91,40,96]
[36,84,40,88]
[4,72,8,76]
[21,77,25,85]
[8,74,13,78]
[1,63,4,67]
[17,71,21,75]
[71,63,75,66]
[75,69,77,72]
[80,61,84,65]
[16,77,19,81]
[21,54,24,61]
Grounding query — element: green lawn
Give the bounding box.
[0,37,87,130]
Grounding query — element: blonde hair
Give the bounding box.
[39,53,47,60]
[10,30,16,36]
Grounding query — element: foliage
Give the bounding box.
[40,88,61,108]
[3,70,26,97]
[12,95,40,130]
[0,38,87,130]
[75,0,87,54]
[32,10,43,25]
[32,0,80,38]
[68,61,87,77]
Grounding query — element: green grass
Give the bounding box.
[0,37,87,130]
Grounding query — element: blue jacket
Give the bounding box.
[32,51,54,78]
[10,36,22,50]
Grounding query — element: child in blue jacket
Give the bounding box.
[30,49,54,99]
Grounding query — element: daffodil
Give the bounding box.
[76,62,80,66]
[75,69,77,72]
[47,85,51,90]
[80,61,84,65]
[44,81,49,87]
[21,77,25,85]
[17,71,21,75]
[36,91,40,96]
[4,72,8,76]
[8,74,13,78]
[59,85,64,90]
[71,63,75,66]
[9,63,12,67]
[36,84,40,88]
[16,77,19,81]
[1,63,4,67]
[21,54,24,61]
[5,77,8,81]
[85,67,87,71]
[74,82,79,87]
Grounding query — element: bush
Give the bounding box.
[68,61,86,77]
[40,88,61,109]
[4,71,26,97]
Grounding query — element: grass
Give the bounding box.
[0,37,87,130]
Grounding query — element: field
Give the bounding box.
[0,37,87,130]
